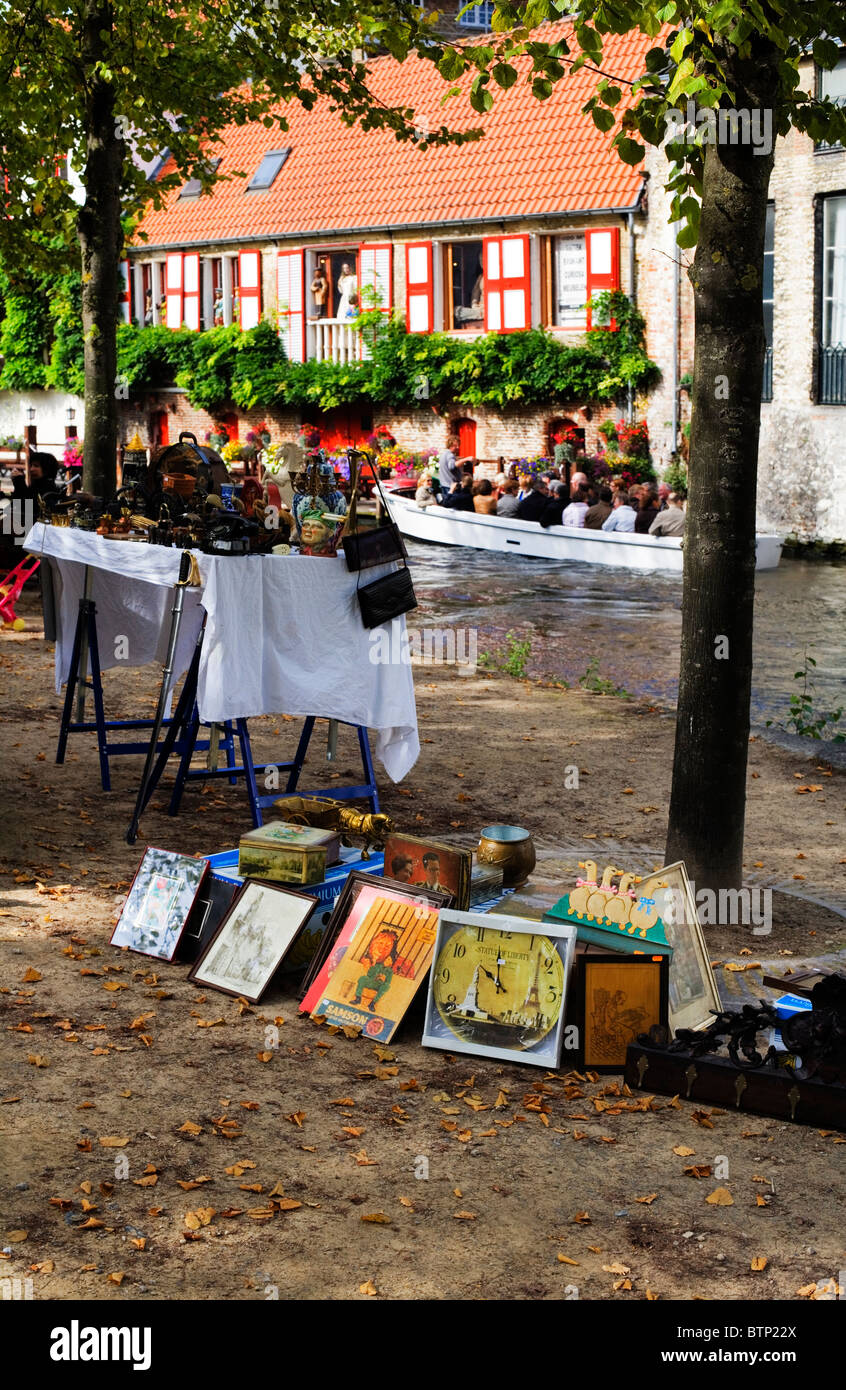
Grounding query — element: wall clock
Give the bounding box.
[422,910,577,1068]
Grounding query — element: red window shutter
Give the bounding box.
[239,250,262,330]
[277,250,305,362]
[358,242,392,360]
[182,252,200,331]
[405,241,433,334]
[484,234,530,333]
[119,259,131,324]
[586,227,620,327]
[165,252,183,329]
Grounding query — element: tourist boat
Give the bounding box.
[384,491,784,573]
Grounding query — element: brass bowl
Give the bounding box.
[477,824,536,887]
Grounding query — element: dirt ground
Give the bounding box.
[1,589,845,1303]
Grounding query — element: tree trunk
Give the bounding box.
[78,0,123,498]
[665,51,779,894]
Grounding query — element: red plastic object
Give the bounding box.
[0,555,40,627]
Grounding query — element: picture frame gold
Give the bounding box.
[636,861,722,1034]
[576,953,669,1072]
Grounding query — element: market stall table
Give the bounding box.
[24,523,420,829]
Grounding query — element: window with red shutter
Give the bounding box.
[119,259,131,324]
[165,253,183,329]
[358,243,392,359]
[239,250,262,330]
[405,241,433,334]
[277,249,305,363]
[484,234,531,333]
[586,227,620,327]
[182,252,200,331]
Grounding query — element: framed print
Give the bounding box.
[110,848,208,961]
[422,910,577,1069]
[189,880,318,1003]
[576,954,669,1072]
[381,834,472,910]
[177,873,239,965]
[300,872,450,1029]
[636,861,722,1034]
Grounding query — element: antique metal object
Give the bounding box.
[625,974,846,1128]
[271,794,393,858]
[477,824,536,887]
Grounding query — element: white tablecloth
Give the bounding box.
[24,524,420,782]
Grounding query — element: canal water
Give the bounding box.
[407,541,846,740]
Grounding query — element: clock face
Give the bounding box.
[432,923,566,1051]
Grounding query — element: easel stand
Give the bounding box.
[56,563,202,793]
[52,560,381,841]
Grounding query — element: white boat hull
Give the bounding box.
[386,495,783,573]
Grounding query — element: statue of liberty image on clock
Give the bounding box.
[423,912,577,1067]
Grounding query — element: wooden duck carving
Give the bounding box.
[603,872,638,926]
[586,865,621,920]
[568,859,598,917]
[628,880,662,938]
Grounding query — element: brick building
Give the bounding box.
[121,21,846,542]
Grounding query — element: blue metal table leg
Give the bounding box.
[236,719,262,828]
[85,606,111,792]
[168,706,201,816]
[284,716,316,794]
[357,726,379,813]
[56,596,85,766]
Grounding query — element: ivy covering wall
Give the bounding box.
[0,274,659,414]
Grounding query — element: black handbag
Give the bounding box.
[342,451,408,571]
[356,563,418,629]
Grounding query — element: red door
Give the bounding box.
[151,410,169,448]
[456,418,477,458]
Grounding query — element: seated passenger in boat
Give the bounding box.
[635,484,660,533]
[415,471,439,509]
[515,477,550,522]
[561,485,590,528]
[584,486,613,529]
[441,473,475,512]
[496,479,520,517]
[601,491,638,532]
[648,491,686,536]
[472,479,498,515]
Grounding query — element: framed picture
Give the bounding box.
[110,848,209,961]
[636,861,722,1034]
[422,910,577,1069]
[189,879,318,1003]
[576,953,669,1071]
[381,834,472,910]
[300,872,450,1039]
[177,873,239,965]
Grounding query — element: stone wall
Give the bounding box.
[757,112,846,542]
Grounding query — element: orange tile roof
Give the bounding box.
[135,21,655,249]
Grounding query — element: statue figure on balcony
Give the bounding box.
[336,262,357,320]
[310,265,329,318]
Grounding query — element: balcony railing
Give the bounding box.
[761,344,773,402]
[307,317,359,364]
[819,343,846,404]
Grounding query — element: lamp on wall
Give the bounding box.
[26,407,36,424]
[66,407,76,425]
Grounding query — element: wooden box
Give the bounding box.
[238,820,340,886]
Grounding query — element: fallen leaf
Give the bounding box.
[22,968,42,982]
[78,1217,105,1229]
[107,1272,125,1285]
[705,1187,734,1206]
[673,1145,695,1157]
[98,1135,130,1148]
[636,1193,658,1205]
[361,1212,391,1224]
[603,1262,630,1275]
[750,1256,768,1271]
[684,1165,713,1179]
[178,1121,202,1135]
[557,1254,579,1265]
[453,1211,477,1220]
[27,1054,49,1068]
[285,1112,306,1127]
[5,1230,27,1243]
[359,1280,378,1296]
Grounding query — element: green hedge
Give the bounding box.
[4,275,659,416]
